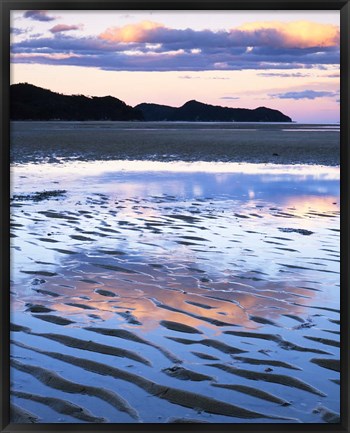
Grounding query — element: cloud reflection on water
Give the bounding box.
[11,160,339,333]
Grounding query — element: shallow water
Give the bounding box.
[10,161,340,423]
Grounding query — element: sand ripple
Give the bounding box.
[10,162,340,423]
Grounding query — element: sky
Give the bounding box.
[10,10,340,123]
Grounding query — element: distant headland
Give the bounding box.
[11,83,292,122]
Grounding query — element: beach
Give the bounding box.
[10,122,340,423]
[11,121,340,165]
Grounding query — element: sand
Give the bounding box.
[9,127,340,423]
[11,121,340,165]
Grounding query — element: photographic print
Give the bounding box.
[7,2,344,426]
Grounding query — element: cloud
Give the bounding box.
[208,76,230,80]
[100,21,163,42]
[23,10,56,22]
[220,96,240,99]
[179,75,230,80]
[178,75,200,79]
[30,33,44,39]
[11,35,123,54]
[50,24,83,34]
[323,73,340,78]
[257,72,310,78]
[10,19,340,72]
[237,20,339,49]
[99,20,339,50]
[10,27,30,35]
[270,90,338,99]
[12,52,81,61]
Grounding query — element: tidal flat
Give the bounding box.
[11,121,339,165]
[10,122,340,423]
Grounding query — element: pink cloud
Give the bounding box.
[50,24,83,34]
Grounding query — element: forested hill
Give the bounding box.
[11,83,292,122]
[136,100,292,122]
[10,83,143,121]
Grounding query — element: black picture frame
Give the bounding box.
[1,1,349,432]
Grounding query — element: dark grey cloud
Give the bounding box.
[107,27,286,50]
[270,90,338,100]
[24,10,56,22]
[11,35,125,55]
[10,50,338,72]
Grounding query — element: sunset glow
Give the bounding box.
[100,21,163,42]
[237,20,339,48]
[10,10,340,123]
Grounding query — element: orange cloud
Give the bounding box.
[100,21,163,43]
[237,20,339,48]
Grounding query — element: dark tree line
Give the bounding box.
[11,83,143,121]
[11,83,292,122]
[136,100,292,122]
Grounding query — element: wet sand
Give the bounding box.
[9,135,340,423]
[11,121,340,165]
